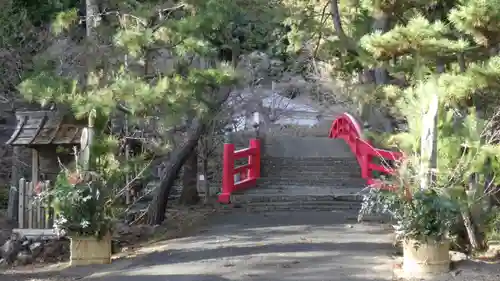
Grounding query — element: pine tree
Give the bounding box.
[325,0,500,250]
[277,0,500,250]
[18,0,289,224]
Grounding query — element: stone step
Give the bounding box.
[231,201,362,212]
[233,185,363,199]
[262,159,359,166]
[262,173,362,179]
[239,185,364,194]
[256,185,365,192]
[260,172,361,179]
[263,161,359,167]
[263,137,353,158]
[232,189,362,199]
[257,178,365,187]
[223,135,368,211]
[262,160,360,174]
[231,193,363,203]
[262,157,359,166]
[262,170,362,178]
[261,162,361,171]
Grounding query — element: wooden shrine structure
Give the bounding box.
[6,110,86,230]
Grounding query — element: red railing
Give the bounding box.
[218,138,261,203]
[328,113,403,189]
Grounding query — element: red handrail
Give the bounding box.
[218,138,261,203]
[328,113,403,189]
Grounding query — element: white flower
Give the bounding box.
[80,220,90,228]
[55,216,68,224]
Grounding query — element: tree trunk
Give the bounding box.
[370,11,392,132]
[329,0,357,51]
[147,87,233,225]
[85,0,100,39]
[147,121,205,225]
[330,0,392,132]
[201,155,210,204]
[466,174,487,251]
[461,208,481,251]
[179,147,200,205]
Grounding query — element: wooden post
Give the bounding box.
[27,181,33,228]
[249,139,261,179]
[45,180,54,229]
[31,149,39,229]
[18,178,26,228]
[7,146,20,222]
[36,181,44,228]
[32,149,39,188]
[358,142,371,180]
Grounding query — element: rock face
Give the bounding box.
[0,233,70,266]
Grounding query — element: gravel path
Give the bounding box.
[84,210,396,281]
[4,210,500,281]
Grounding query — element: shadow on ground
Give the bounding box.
[133,241,393,267]
[1,211,397,281]
[80,211,396,281]
[85,273,390,281]
[4,210,500,281]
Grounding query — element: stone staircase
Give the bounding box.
[230,136,367,212]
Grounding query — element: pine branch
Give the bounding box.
[149,4,187,31]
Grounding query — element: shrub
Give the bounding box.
[40,170,115,239]
[359,157,460,244]
[0,186,8,209]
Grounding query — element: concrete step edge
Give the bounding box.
[231,195,363,203]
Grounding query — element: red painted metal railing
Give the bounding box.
[218,138,261,204]
[328,113,403,189]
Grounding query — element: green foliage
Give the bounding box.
[187,0,287,54]
[360,182,459,243]
[52,8,79,36]
[21,0,289,125]
[437,56,500,113]
[374,76,500,250]
[0,187,9,209]
[45,171,114,238]
[360,151,461,243]
[360,15,468,61]
[275,0,500,119]
[42,134,127,238]
[0,0,77,46]
[449,0,500,47]
[17,0,292,227]
[15,0,77,25]
[485,206,500,242]
[0,0,30,47]
[386,79,500,192]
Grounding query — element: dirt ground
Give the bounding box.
[0,202,222,280]
[3,206,500,281]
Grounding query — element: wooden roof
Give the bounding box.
[6,111,85,147]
